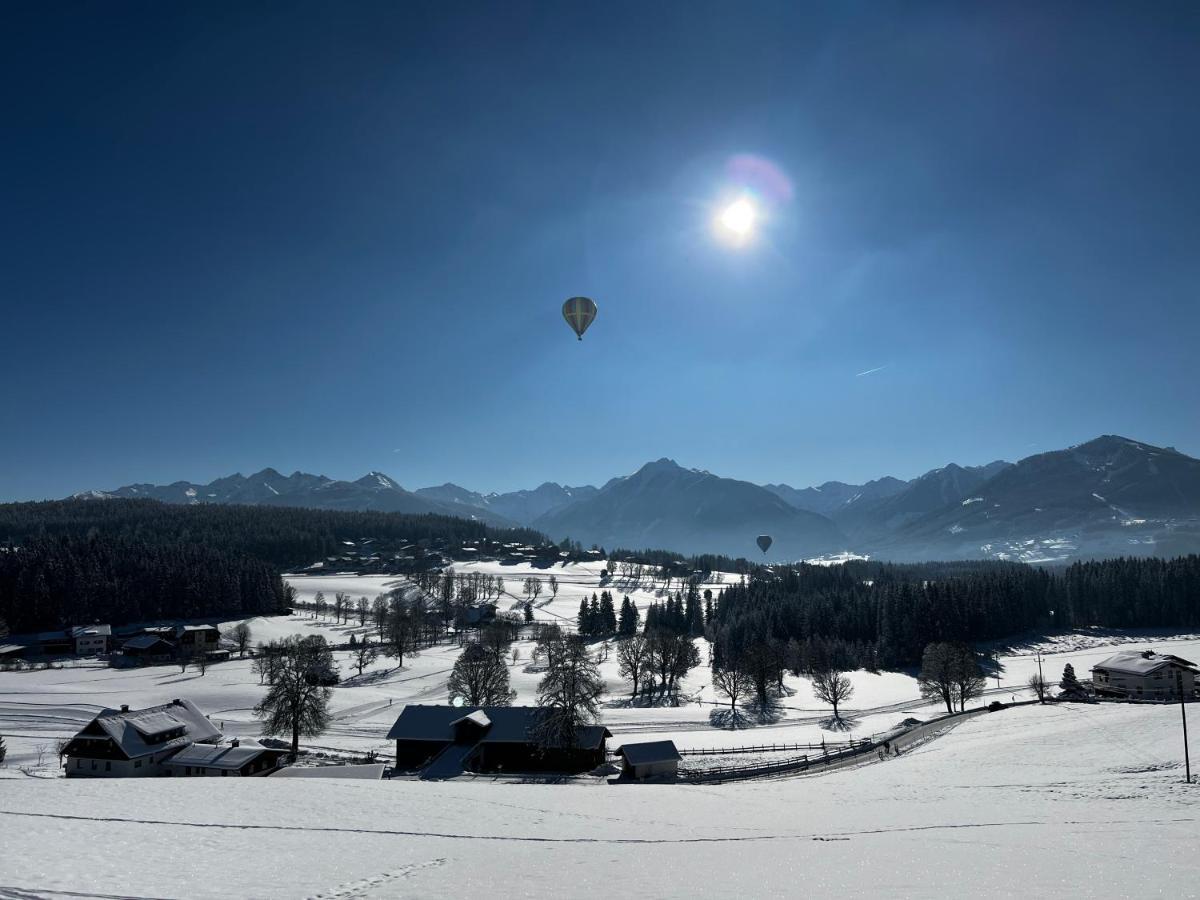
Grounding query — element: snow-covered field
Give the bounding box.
[3,564,1200,768]
[0,702,1194,898]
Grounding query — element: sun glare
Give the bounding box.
[715,195,757,244]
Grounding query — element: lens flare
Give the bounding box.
[715,194,758,244]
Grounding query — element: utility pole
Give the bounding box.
[1179,670,1191,784]
[1036,650,1045,703]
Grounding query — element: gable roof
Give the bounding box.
[1093,650,1198,676]
[122,634,175,651]
[165,739,276,770]
[72,699,221,760]
[70,624,111,638]
[387,705,610,749]
[619,740,681,766]
[273,764,386,780]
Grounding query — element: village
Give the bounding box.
[3,561,1196,787]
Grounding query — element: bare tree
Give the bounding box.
[548,575,559,599]
[811,668,854,722]
[533,634,605,748]
[712,666,753,713]
[616,634,651,699]
[228,622,252,658]
[1028,672,1049,703]
[918,642,958,714]
[356,596,370,627]
[448,642,516,706]
[372,595,388,641]
[254,636,333,760]
[351,638,378,676]
[523,577,543,606]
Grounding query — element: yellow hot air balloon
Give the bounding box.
[562,296,597,341]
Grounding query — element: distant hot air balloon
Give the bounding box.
[562,296,597,341]
[756,534,773,555]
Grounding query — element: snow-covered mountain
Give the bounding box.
[81,469,516,526]
[75,436,1200,562]
[415,481,598,526]
[532,458,847,558]
[876,436,1200,562]
[764,476,909,517]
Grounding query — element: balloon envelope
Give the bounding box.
[562,296,597,340]
[756,534,773,554]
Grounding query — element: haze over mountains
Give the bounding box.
[78,436,1200,564]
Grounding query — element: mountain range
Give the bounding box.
[76,435,1200,563]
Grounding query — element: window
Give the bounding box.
[91,760,97,770]
[134,760,142,769]
[76,759,82,769]
[105,761,111,771]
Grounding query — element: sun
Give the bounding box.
[715,195,757,244]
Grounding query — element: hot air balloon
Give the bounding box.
[756,534,773,555]
[562,296,597,341]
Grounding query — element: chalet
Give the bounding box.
[114,634,177,666]
[163,738,286,777]
[617,740,681,780]
[62,699,221,777]
[1092,650,1198,701]
[72,624,111,656]
[387,705,611,776]
[174,624,220,654]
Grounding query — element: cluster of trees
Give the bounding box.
[0,532,289,633]
[916,642,987,713]
[577,592,617,635]
[707,555,1200,672]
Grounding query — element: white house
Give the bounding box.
[1091,650,1198,701]
[62,699,222,777]
[72,624,111,656]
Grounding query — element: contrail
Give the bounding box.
[855,365,888,377]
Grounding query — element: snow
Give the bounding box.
[0,703,1195,897]
[265,482,280,495]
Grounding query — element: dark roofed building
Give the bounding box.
[62,699,222,777]
[114,634,177,666]
[387,705,611,776]
[163,738,286,777]
[617,740,681,780]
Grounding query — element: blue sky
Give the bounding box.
[3,1,1198,501]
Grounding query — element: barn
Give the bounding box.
[388,705,611,776]
[617,740,681,780]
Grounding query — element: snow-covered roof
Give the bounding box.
[74,699,221,760]
[1093,650,1198,676]
[165,739,277,770]
[452,710,492,730]
[0,643,24,656]
[70,624,111,637]
[619,740,681,766]
[273,764,385,780]
[175,624,219,633]
[121,634,174,651]
[387,705,610,749]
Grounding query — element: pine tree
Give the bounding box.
[599,592,617,634]
[577,598,591,635]
[1060,662,1084,698]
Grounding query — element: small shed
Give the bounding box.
[618,740,681,780]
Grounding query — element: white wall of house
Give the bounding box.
[1093,664,1196,700]
[65,752,173,778]
[75,635,108,656]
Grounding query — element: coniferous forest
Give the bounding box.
[0,499,545,633]
[709,556,1200,670]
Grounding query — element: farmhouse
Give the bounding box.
[71,624,112,656]
[61,699,222,777]
[174,624,221,653]
[114,634,177,666]
[163,738,285,777]
[1091,650,1198,701]
[617,740,681,780]
[388,705,611,776]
